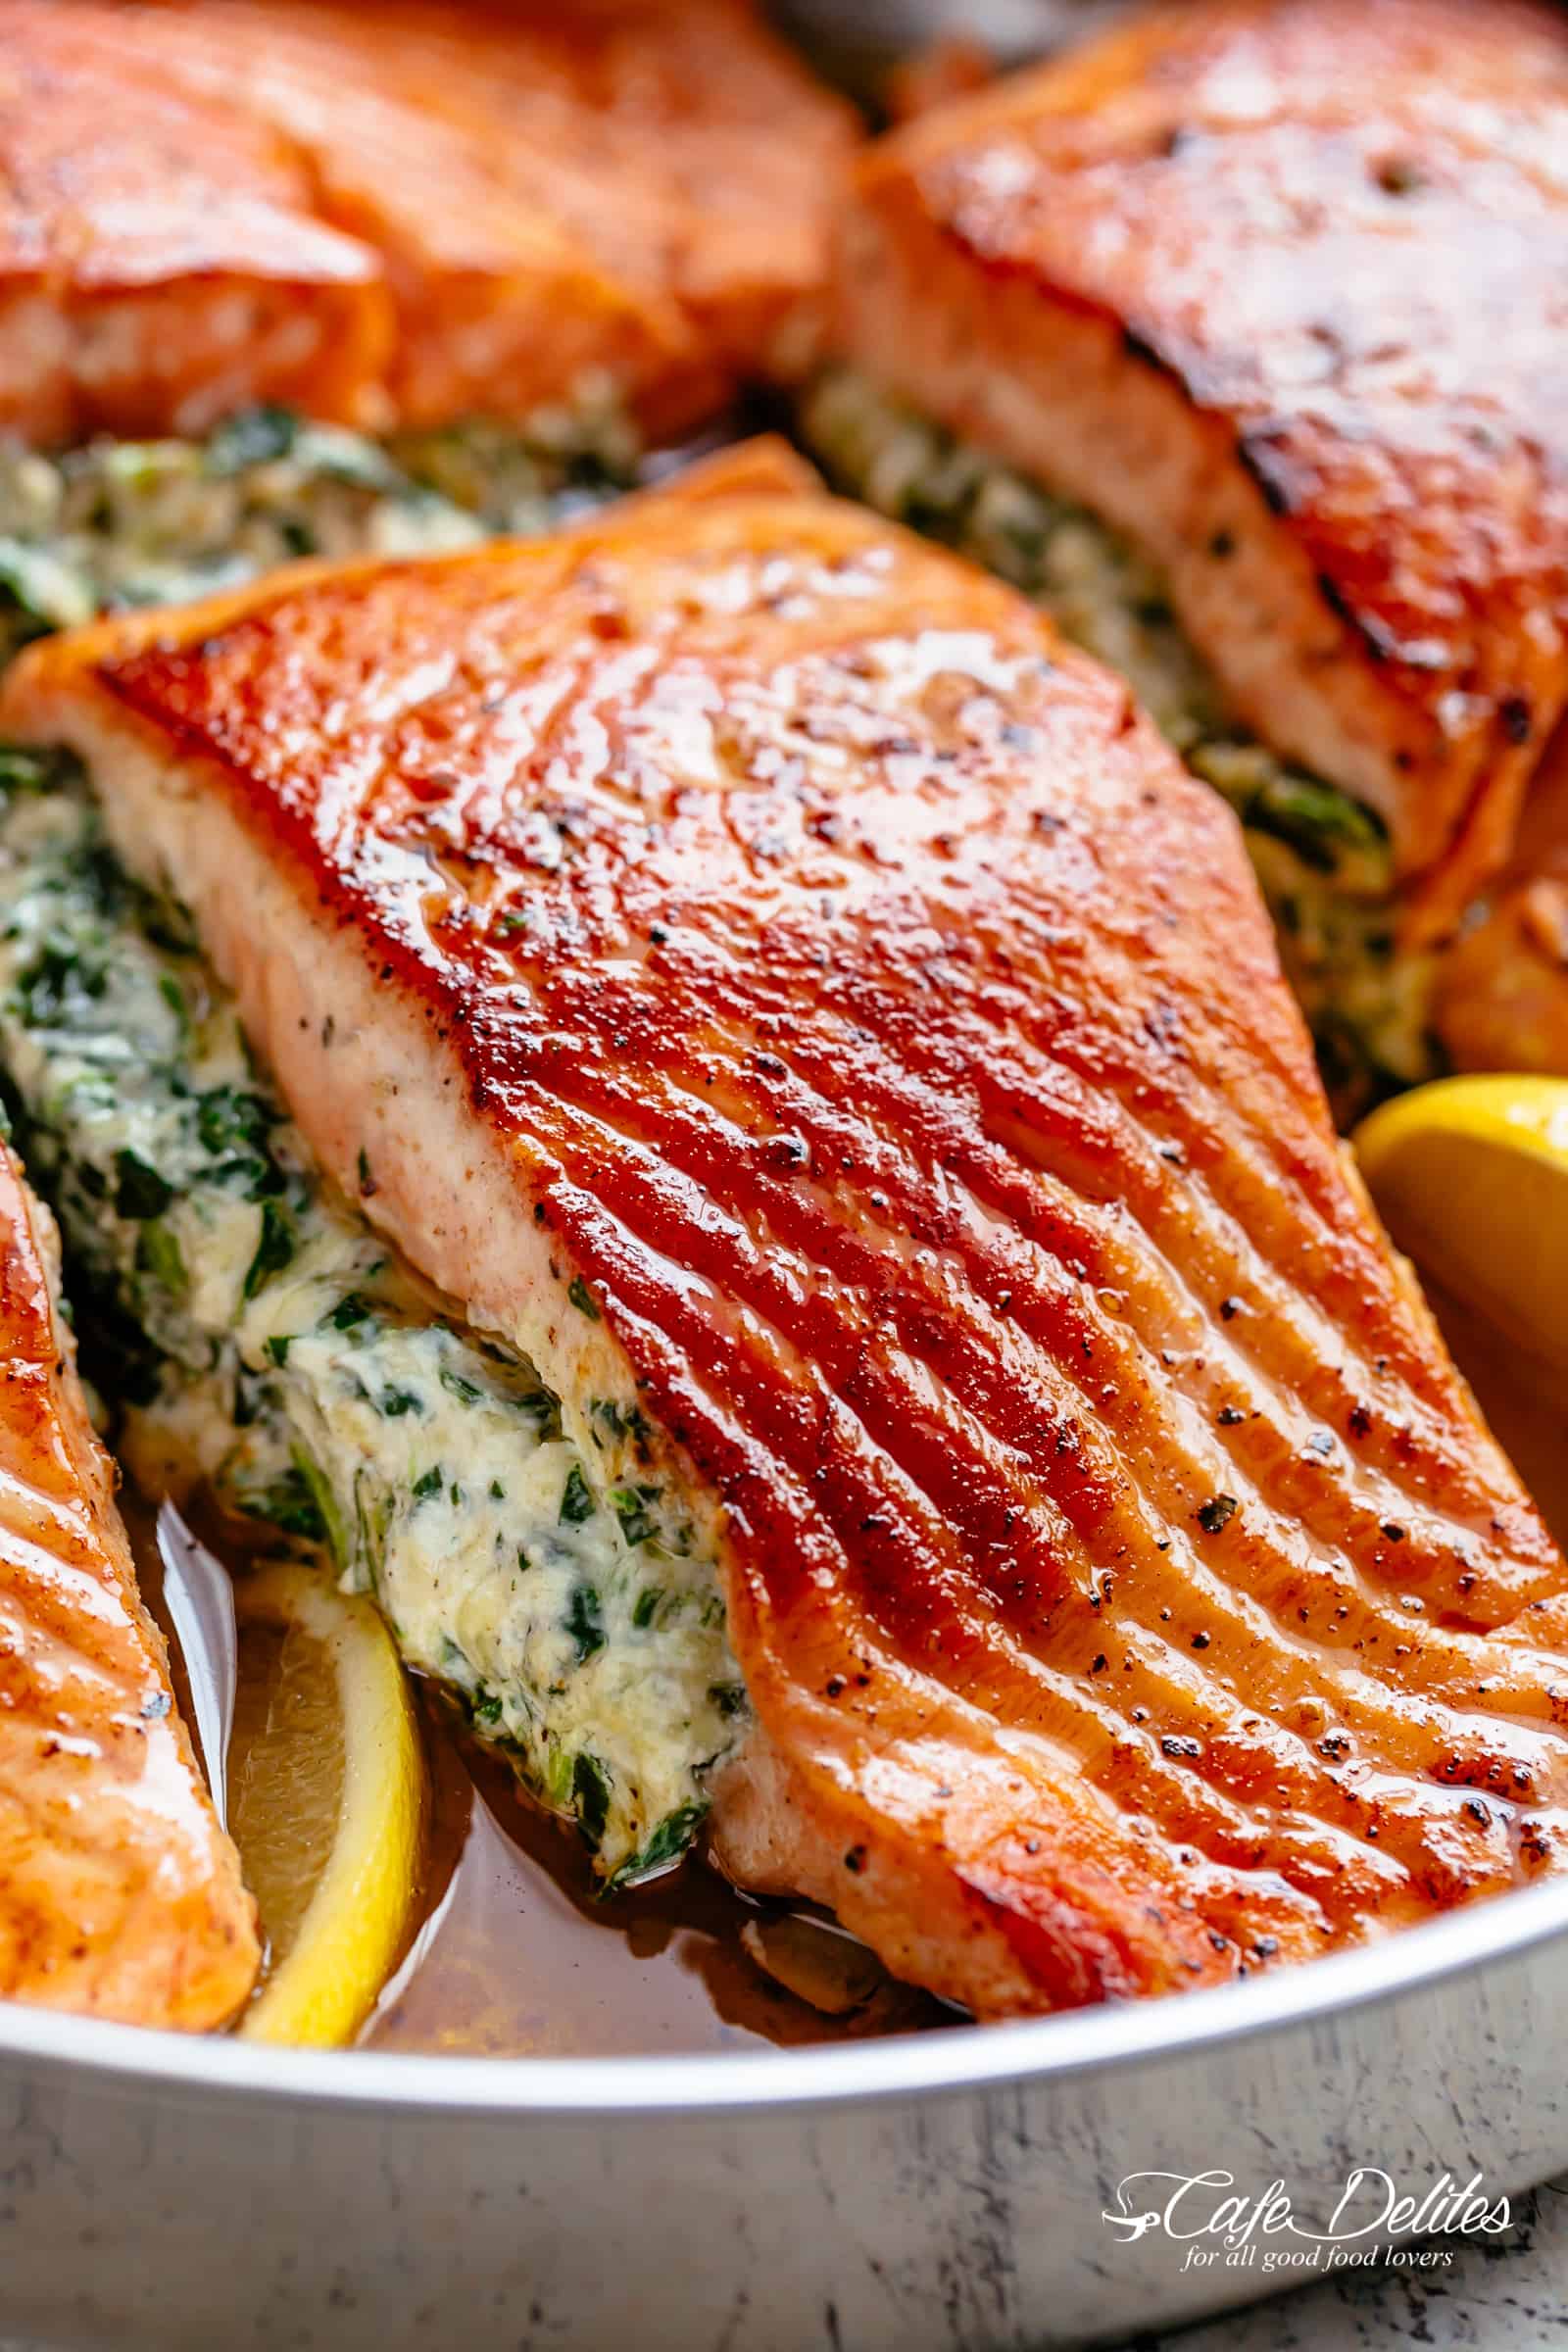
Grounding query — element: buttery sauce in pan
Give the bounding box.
[146,1288,1568,2059]
[136,1499,948,2057]
[364,1703,948,2056]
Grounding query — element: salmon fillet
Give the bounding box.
[0,1141,258,2028]
[833,0,1568,933]
[0,0,855,445]
[8,449,1568,2015]
[176,0,862,388]
[0,4,389,443]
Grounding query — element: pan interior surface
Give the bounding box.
[4,1869,1568,2120]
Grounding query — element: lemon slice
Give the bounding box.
[1355,1074,1568,1376]
[229,1560,423,2047]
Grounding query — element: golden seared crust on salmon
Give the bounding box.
[228,0,861,387]
[0,0,855,444]
[0,2,389,443]
[10,452,1568,2015]
[834,0,1568,930]
[0,1144,258,2029]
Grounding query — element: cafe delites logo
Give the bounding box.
[1102,2167,1516,2278]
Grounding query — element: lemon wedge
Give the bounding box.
[1355,1074,1568,1377]
[229,1560,423,2047]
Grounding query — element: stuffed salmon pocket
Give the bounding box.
[808,0,1568,1118]
[0,446,1565,2017]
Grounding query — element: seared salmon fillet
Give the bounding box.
[0,4,388,444]
[156,0,861,392]
[9,451,1568,2015]
[0,1142,258,2027]
[0,0,854,445]
[830,0,1568,936]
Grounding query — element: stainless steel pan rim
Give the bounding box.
[7,1870,1568,2122]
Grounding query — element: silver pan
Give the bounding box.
[5,9,1566,2348]
[4,1875,1568,2350]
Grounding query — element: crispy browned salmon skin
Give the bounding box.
[10,447,1568,2015]
[833,0,1568,932]
[0,1144,258,2028]
[0,0,855,444]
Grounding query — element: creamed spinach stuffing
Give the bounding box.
[0,751,742,1885]
[802,368,1441,1122]
[0,385,639,666]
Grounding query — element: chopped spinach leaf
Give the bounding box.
[1242,771,1389,876]
[611,1486,658,1546]
[290,1446,348,1573]
[571,1751,612,1851]
[204,404,298,476]
[196,1085,274,1158]
[326,1291,375,1332]
[591,1396,649,1446]
[135,1219,186,1297]
[564,1583,606,1663]
[607,1801,707,1889]
[254,1462,327,1544]
[243,1200,295,1298]
[109,1148,173,1221]
[559,1462,595,1524]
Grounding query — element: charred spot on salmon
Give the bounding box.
[1374,156,1425,198]
[0,751,744,1882]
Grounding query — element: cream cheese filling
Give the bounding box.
[0,750,742,1886]
[0,385,639,665]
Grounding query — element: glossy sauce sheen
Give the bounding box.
[837,0,1568,922]
[11,454,1568,2016]
[0,1149,257,2028]
[366,1694,944,2056]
